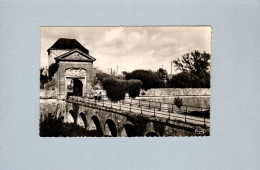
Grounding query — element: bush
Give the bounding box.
[102,78,143,101]
[168,72,191,88]
[48,63,58,81]
[96,72,111,82]
[174,97,183,108]
[40,113,63,137]
[102,77,128,102]
[168,72,210,88]
[126,79,142,98]
[187,110,210,118]
[125,70,165,90]
[40,68,48,89]
[39,113,102,137]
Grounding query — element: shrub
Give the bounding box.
[39,113,102,137]
[126,79,142,98]
[124,69,165,90]
[187,110,210,118]
[96,72,111,82]
[40,113,63,137]
[126,114,150,136]
[102,78,143,101]
[40,68,48,88]
[168,72,191,88]
[48,63,58,81]
[174,97,183,108]
[102,77,128,102]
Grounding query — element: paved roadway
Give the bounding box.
[70,96,210,127]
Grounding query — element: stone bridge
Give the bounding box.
[41,98,209,137]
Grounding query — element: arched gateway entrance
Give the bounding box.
[67,78,84,97]
[52,48,96,99]
[72,78,83,96]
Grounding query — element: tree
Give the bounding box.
[40,67,48,88]
[173,50,210,78]
[200,74,210,88]
[96,71,111,82]
[157,68,169,87]
[168,72,191,88]
[173,50,210,87]
[125,70,164,90]
[102,77,128,102]
[126,79,143,98]
[48,63,58,81]
[102,77,143,101]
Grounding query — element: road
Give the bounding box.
[69,96,210,127]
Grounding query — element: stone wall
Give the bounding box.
[142,88,211,96]
[40,89,56,99]
[39,99,66,120]
[137,96,210,109]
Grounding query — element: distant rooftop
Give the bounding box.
[47,38,89,54]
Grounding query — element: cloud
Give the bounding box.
[41,26,211,74]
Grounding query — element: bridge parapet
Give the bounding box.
[66,96,210,127]
[63,96,210,136]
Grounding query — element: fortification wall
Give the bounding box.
[142,88,211,96]
[137,96,210,109]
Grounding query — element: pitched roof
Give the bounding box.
[47,38,89,54]
[54,49,96,62]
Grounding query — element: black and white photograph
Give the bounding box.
[1,1,260,169]
[40,26,211,137]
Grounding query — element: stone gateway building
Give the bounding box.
[46,38,96,99]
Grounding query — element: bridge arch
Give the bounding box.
[68,110,75,123]
[104,119,117,137]
[146,132,159,137]
[89,115,102,134]
[56,108,61,119]
[78,112,87,128]
[121,124,137,137]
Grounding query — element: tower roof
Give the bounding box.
[47,38,89,54]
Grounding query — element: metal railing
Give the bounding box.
[67,95,210,127]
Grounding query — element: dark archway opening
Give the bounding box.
[91,116,103,135]
[124,124,137,137]
[79,112,87,128]
[105,119,117,137]
[69,110,75,123]
[146,132,159,137]
[72,78,83,96]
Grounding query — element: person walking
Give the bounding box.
[98,92,102,102]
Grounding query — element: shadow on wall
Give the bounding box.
[104,119,117,137]
[90,116,103,135]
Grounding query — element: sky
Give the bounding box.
[41,26,211,75]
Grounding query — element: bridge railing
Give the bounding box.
[67,96,210,127]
